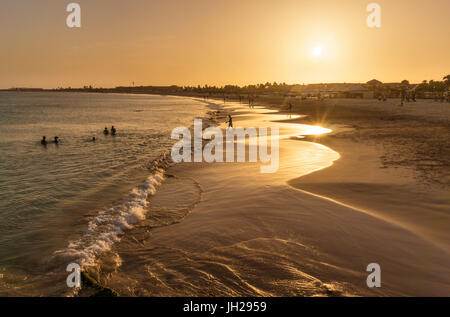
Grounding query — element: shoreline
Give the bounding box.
[89,98,449,296]
[261,97,449,251]
[288,136,450,252]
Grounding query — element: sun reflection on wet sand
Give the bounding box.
[220,103,332,138]
[301,125,332,135]
[218,102,340,183]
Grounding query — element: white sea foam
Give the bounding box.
[54,169,165,268]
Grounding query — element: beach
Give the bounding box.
[285,98,450,250]
[85,97,450,297]
[2,0,449,304]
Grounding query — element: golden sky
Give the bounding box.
[0,0,449,88]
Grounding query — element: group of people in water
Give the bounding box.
[40,136,59,145]
[103,126,116,136]
[41,126,117,146]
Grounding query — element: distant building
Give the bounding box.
[289,83,374,99]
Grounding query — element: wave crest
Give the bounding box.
[54,169,165,268]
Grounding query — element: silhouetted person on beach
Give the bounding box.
[248,97,254,108]
[103,127,109,135]
[227,115,233,128]
[111,126,116,136]
[41,136,47,145]
[400,90,406,106]
[289,102,293,113]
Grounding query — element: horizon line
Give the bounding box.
[2,77,449,91]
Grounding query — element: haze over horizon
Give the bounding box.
[1,0,449,89]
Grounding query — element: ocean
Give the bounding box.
[0,92,207,295]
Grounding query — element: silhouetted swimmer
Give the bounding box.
[53,136,59,144]
[227,115,233,128]
[111,126,116,136]
[41,136,47,145]
[103,127,109,135]
[92,136,96,142]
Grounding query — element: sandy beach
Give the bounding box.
[2,0,450,305]
[84,97,450,297]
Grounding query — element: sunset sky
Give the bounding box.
[1,0,449,88]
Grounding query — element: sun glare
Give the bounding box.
[304,126,332,135]
[312,46,323,57]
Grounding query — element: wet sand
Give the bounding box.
[87,99,449,297]
[288,137,450,251]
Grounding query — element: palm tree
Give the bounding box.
[429,80,436,92]
[443,75,450,87]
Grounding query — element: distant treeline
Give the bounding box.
[367,76,450,92]
[4,75,449,98]
[49,83,300,95]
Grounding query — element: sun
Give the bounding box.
[312,46,323,57]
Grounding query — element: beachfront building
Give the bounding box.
[288,83,374,99]
[326,84,374,99]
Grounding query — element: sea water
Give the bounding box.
[0,91,207,295]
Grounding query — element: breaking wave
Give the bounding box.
[54,169,165,268]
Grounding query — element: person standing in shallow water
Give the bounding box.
[111,126,116,136]
[227,115,233,128]
[103,127,109,135]
[41,136,47,145]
